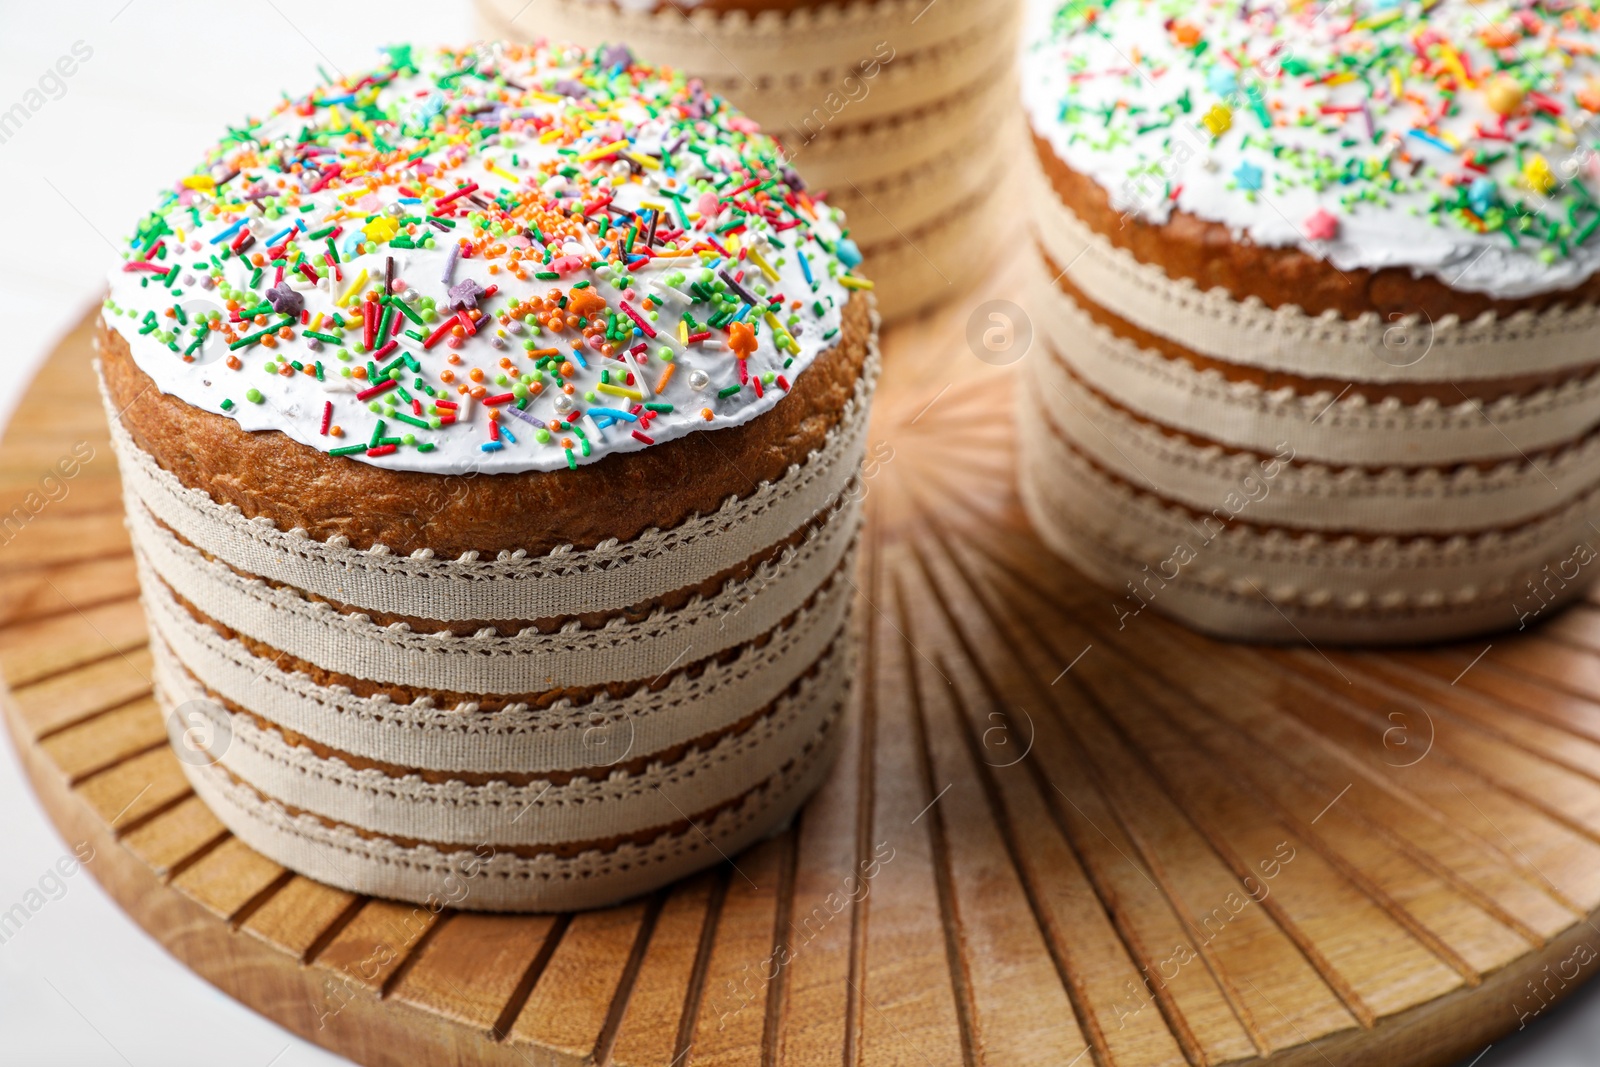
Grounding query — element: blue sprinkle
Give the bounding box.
[1407,129,1454,153]
[480,441,504,452]
[589,406,639,422]
[1233,161,1264,191]
[210,218,246,244]
[1468,177,1497,216]
[835,238,863,268]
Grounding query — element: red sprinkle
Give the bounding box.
[366,444,397,457]
[355,378,398,401]
[319,401,333,435]
[433,182,479,209]
[618,300,656,338]
[422,315,456,349]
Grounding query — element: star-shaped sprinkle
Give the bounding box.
[1303,209,1339,241]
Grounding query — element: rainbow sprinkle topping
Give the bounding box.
[1025,0,1600,298]
[103,42,864,472]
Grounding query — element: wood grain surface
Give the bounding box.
[6,280,1600,1067]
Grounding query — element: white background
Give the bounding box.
[0,2,1597,1064]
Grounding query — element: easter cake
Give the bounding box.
[99,41,877,911]
[1021,0,1600,642]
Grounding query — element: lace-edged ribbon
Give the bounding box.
[1018,383,1600,642]
[144,565,851,775]
[179,707,844,913]
[156,636,851,848]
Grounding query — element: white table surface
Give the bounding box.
[1,3,1597,1064]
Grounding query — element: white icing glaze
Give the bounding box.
[103,42,861,474]
[1022,0,1600,300]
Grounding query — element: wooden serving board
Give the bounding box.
[8,274,1600,1067]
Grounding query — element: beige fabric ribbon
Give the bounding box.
[1028,264,1600,464]
[1031,335,1600,534]
[144,569,850,775]
[1017,382,1600,640]
[178,709,844,912]
[155,637,850,847]
[130,495,860,693]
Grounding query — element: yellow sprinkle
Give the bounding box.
[1390,68,1403,99]
[1524,154,1557,195]
[597,382,644,400]
[838,275,875,291]
[1201,103,1233,137]
[1439,45,1474,89]
[337,269,370,307]
[181,175,216,193]
[351,115,376,143]
[528,91,563,103]
[363,217,399,243]
[575,140,627,163]
[679,319,688,345]
[626,151,661,171]
[485,160,520,184]
[763,311,799,354]
[311,312,324,331]
[539,129,562,143]
[640,200,667,211]
[748,247,780,283]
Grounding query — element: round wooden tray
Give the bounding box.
[8,277,1600,1067]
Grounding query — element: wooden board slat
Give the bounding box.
[9,300,1600,1067]
[10,646,153,739]
[39,695,165,782]
[0,554,138,631]
[387,912,563,1036]
[313,898,442,996]
[242,876,362,961]
[170,835,287,920]
[119,794,227,877]
[0,595,144,688]
[509,897,654,1061]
